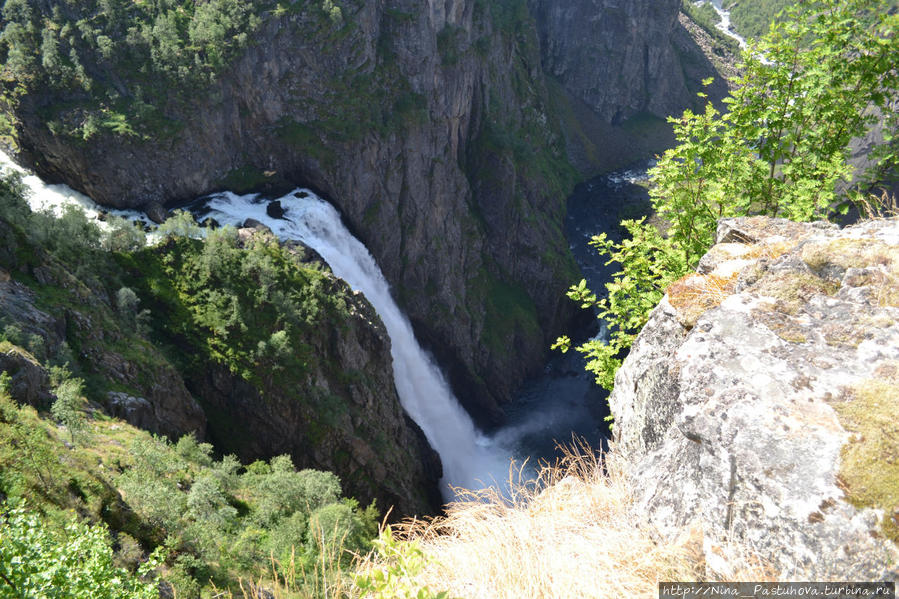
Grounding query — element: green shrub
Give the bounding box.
[0,502,163,599]
[50,376,88,445]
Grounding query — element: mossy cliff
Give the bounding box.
[609,216,899,578]
[0,0,720,424]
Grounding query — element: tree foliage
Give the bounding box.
[0,503,163,599]
[559,0,899,393]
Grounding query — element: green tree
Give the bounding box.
[0,503,163,599]
[559,0,899,393]
[50,377,88,445]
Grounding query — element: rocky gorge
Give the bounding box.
[0,201,441,516]
[1,0,725,425]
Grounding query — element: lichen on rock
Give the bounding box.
[609,216,899,578]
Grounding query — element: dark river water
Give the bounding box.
[493,161,654,464]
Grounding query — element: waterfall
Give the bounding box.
[0,149,587,500]
[201,192,514,500]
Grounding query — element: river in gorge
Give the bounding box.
[0,149,652,500]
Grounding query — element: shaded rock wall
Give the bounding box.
[609,216,899,578]
[5,0,724,424]
[10,0,579,423]
[530,0,689,124]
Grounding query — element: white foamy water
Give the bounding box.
[697,0,773,65]
[0,150,152,228]
[0,149,526,500]
[706,0,748,49]
[202,191,515,499]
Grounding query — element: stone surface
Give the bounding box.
[530,0,716,124]
[144,202,169,224]
[609,216,899,578]
[0,344,51,408]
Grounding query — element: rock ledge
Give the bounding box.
[610,216,899,578]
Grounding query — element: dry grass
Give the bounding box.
[855,189,899,220]
[667,273,739,327]
[358,443,773,599]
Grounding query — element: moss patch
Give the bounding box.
[753,304,809,343]
[470,268,541,354]
[832,373,899,544]
[800,238,899,307]
[752,271,840,315]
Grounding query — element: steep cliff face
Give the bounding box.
[530,0,688,124]
[1,0,723,424]
[6,0,582,423]
[609,216,899,578]
[529,0,730,175]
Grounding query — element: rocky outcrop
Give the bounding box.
[610,216,899,578]
[189,276,443,518]
[4,0,722,425]
[0,211,441,516]
[0,223,207,439]
[0,343,51,407]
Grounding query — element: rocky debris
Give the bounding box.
[241,219,270,232]
[106,388,203,443]
[107,392,155,430]
[610,216,899,578]
[0,280,66,355]
[144,201,169,224]
[284,239,325,265]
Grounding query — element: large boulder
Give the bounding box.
[610,216,899,578]
[0,345,51,408]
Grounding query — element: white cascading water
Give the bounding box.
[201,192,514,499]
[0,151,150,224]
[0,150,522,500]
[707,0,748,49]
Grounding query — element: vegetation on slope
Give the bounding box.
[0,0,344,141]
[681,1,740,55]
[724,0,794,40]
[119,220,349,387]
[557,0,899,392]
[0,382,378,597]
[0,173,395,597]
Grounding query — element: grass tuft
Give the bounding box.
[667,273,739,328]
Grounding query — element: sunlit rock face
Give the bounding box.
[610,216,899,579]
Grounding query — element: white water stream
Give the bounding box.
[706,0,748,49]
[0,151,518,500]
[201,191,515,499]
[0,150,151,226]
